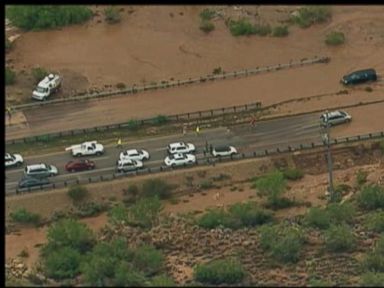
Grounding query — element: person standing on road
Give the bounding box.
[182,124,187,136]
[250,115,256,128]
[117,138,122,149]
[195,125,200,136]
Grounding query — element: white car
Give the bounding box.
[119,149,150,161]
[66,141,104,157]
[167,142,195,155]
[320,110,352,127]
[116,159,143,172]
[164,153,196,167]
[212,145,237,157]
[32,74,62,101]
[5,153,24,168]
[24,163,58,178]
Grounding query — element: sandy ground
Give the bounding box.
[6,162,384,270]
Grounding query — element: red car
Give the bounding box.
[65,159,95,172]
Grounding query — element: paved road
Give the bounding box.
[5,113,322,194]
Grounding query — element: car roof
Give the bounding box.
[37,76,56,88]
[26,164,48,170]
[323,111,345,117]
[126,149,139,154]
[346,68,376,76]
[119,159,135,164]
[214,145,232,151]
[169,142,187,148]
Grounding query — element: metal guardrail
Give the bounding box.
[6,102,262,145]
[11,130,384,196]
[12,56,330,110]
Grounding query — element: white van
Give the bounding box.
[24,163,58,178]
[32,74,62,101]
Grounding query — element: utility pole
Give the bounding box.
[322,111,335,201]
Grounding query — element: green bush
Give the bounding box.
[9,208,41,225]
[228,202,273,227]
[254,24,271,36]
[358,184,384,210]
[132,245,164,276]
[326,202,355,225]
[212,67,222,74]
[200,180,214,190]
[304,207,331,229]
[254,170,287,208]
[380,141,384,153]
[325,31,345,46]
[75,201,108,218]
[282,167,304,180]
[364,236,384,273]
[108,203,130,227]
[67,185,89,203]
[194,258,245,284]
[150,275,176,286]
[272,25,289,37]
[116,82,126,89]
[104,6,121,24]
[365,211,384,233]
[5,37,12,52]
[259,224,305,263]
[128,196,163,228]
[44,218,95,254]
[126,119,140,131]
[197,208,236,229]
[325,224,356,252]
[31,67,48,84]
[6,5,93,30]
[228,18,256,36]
[113,263,148,286]
[200,20,215,33]
[291,6,331,28]
[43,246,82,280]
[199,8,216,21]
[360,272,384,286]
[153,115,169,125]
[5,66,16,85]
[356,169,368,187]
[142,178,173,199]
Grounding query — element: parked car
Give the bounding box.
[24,163,58,178]
[116,159,143,173]
[32,74,62,101]
[65,159,95,172]
[320,110,352,127]
[119,149,150,161]
[18,176,50,189]
[5,153,24,168]
[167,142,195,155]
[341,68,377,85]
[164,153,196,167]
[212,145,237,157]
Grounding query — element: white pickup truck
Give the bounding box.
[66,141,104,157]
[32,74,62,101]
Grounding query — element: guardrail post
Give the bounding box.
[277,147,280,153]
[311,143,315,148]
[76,179,80,184]
[369,133,372,138]
[187,113,190,119]
[358,135,361,140]
[88,178,91,183]
[253,151,256,157]
[265,149,268,155]
[242,153,245,158]
[64,181,67,187]
[211,110,213,117]
[160,166,163,172]
[233,106,236,113]
[346,137,349,142]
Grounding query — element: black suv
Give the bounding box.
[341,69,377,85]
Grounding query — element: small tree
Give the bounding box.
[304,207,331,229]
[356,169,368,187]
[127,119,140,131]
[43,246,82,280]
[200,20,215,33]
[228,202,273,227]
[325,224,356,252]
[128,196,163,228]
[325,31,345,46]
[272,25,289,37]
[194,258,245,284]
[358,184,384,211]
[360,272,384,286]
[67,185,89,204]
[31,67,48,84]
[228,19,256,36]
[153,115,169,125]
[326,202,355,225]
[132,245,164,276]
[365,211,384,233]
[5,67,16,85]
[254,170,287,208]
[108,203,130,227]
[199,8,216,21]
[104,6,121,24]
[197,208,238,229]
[282,167,304,180]
[142,178,173,199]
[150,275,176,287]
[113,263,148,286]
[364,236,384,272]
[9,208,41,225]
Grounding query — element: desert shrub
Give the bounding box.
[365,211,384,233]
[9,208,41,225]
[360,272,384,286]
[67,185,89,203]
[199,8,216,21]
[254,170,287,208]
[307,277,333,287]
[282,167,304,180]
[357,184,384,210]
[212,67,222,74]
[325,31,345,46]
[356,169,368,186]
[304,207,331,229]
[254,23,271,36]
[259,224,305,263]
[43,246,82,280]
[142,178,173,199]
[6,5,93,30]
[128,196,163,228]
[18,248,29,258]
[132,245,164,276]
[126,119,140,131]
[104,6,121,24]
[75,201,108,218]
[291,6,331,28]
[113,263,147,286]
[5,67,16,85]
[364,236,384,272]
[108,203,130,227]
[194,258,245,284]
[44,218,95,254]
[150,275,176,287]
[326,202,355,225]
[200,20,215,33]
[365,86,373,92]
[325,224,356,252]
[197,208,237,229]
[31,67,48,84]
[116,82,126,89]
[153,115,169,125]
[199,180,214,190]
[272,25,289,37]
[228,18,256,36]
[228,202,273,227]
[380,141,384,153]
